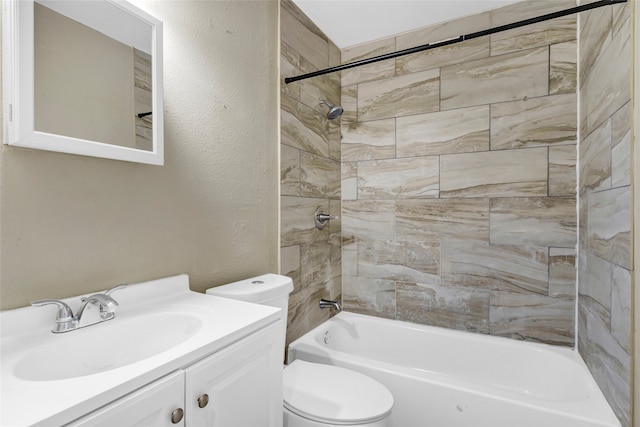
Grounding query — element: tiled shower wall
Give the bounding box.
[577,1,633,425]
[340,0,579,346]
[280,1,342,347]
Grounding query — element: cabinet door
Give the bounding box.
[185,321,283,427]
[67,371,185,427]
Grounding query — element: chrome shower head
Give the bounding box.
[319,100,344,120]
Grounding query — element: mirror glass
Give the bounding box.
[3,0,164,164]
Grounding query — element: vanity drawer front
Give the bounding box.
[65,371,185,427]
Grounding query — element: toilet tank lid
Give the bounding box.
[206,274,293,303]
[283,360,393,424]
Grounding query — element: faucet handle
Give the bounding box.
[81,284,127,302]
[31,299,78,332]
[105,284,127,296]
[31,299,74,321]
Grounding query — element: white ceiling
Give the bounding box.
[291,0,522,49]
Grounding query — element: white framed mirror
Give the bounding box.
[2,0,164,165]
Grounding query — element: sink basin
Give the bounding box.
[14,312,202,381]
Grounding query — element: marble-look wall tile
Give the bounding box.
[333,0,584,351]
[489,197,576,248]
[578,7,632,423]
[611,102,631,188]
[280,44,301,99]
[342,243,358,277]
[580,251,612,328]
[549,248,576,299]
[490,94,577,150]
[358,156,439,199]
[341,119,396,162]
[611,265,631,353]
[342,200,396,241]
[396,199,489,242]
[329,41,341,67]
[329,199,342,244]
[300,152,340,199]
[396,106,490,157]
[281,245,301,290]
[343,277,396,319]
[342,162,357,201]
[441,241,549,295]
[549,145,577,197]
[587,186,631,269]
[579,196,588,249]
[280,0,341,359]
[281,93,329,158]
[341,60,396,88]
[358,69,440,121]
[491,16,575,56]
[490,0,577,28]
[340,34,395,88]
[287,285,330,345]
[280,5,328,70]
[579,119,611,194]
[281,0,325,42]
[489,292,575,346]
[396,11,492,50]
[328,121,341,162]
[612,1,631,38]
[341,85,358,123]
[281,196,329,246]
[342,36,396,63]
[581,18,631,135]
[358,240,440,284]
[550,40,577,95]
[396,282,490,333]
[580,307,631,427]
[441,47,548,110]
[281,144,300,196]
[578,6,612,84]
[301,243,333,290]
[440,148,548,198]
[396,37,490,75]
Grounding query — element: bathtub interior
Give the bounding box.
[314,315,590,402]
[287,312,621,427]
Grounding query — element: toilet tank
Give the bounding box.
[206,274,294,320]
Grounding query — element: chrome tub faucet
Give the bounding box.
[319,298,342,311]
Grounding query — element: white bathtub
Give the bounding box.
[287,312,620,427]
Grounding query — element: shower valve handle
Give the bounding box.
[314,206,338,230]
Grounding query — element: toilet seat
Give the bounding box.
[283,360,393,425]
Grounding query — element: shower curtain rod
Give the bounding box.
[284,0,627,84]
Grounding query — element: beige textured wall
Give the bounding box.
[279,0,342,348]
[340,0,578,346]
[0,0,280,310]
[577,1,633,426]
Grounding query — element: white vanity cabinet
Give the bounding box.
[67,371,185,427]
[184,320,283,426]
[67,322,282,427]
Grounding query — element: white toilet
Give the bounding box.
[206,274,393,427]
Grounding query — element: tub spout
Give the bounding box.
[319,298,341,311]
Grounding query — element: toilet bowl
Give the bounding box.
[206,274,393,427]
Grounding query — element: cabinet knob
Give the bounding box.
[171,408,184,424]
[198,393,210,408]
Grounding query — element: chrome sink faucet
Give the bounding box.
[32,284,126,333]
